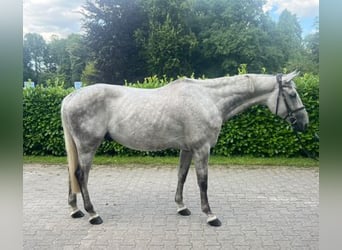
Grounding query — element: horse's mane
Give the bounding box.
[171,74,267,94]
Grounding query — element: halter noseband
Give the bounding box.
[275,74,306,126]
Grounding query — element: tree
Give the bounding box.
[82,0,147,84]
[81,61,99,85]
[134,0,197,77]
[66,34,88,84]
[276,9,303,70]
[135,13,197,77]
[40,34,90,87]
[23,41,35,83]
[303,17,319,73]
[23,33,47,84]
[24,1,318,86]
[44,35,71,85]
[189,0,283,76]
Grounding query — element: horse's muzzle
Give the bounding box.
[292,120,308,132]
[289,109,309,132]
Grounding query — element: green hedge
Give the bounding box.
[23,73,319,157]
[23,85,71,156]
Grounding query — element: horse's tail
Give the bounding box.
[61,105,81,194]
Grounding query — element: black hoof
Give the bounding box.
[208,218,222,227]
[178,208,191,216]
[89,215,103,225]
[71,210,85,218]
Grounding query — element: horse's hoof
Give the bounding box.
[70,210,85,218]
[89,215,103,225]
[207,216,222,227]
[177,208,191,216]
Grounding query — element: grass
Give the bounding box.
[23,155,319,167]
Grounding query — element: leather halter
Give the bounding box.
[275,74,306,126]
[275,74,318,161]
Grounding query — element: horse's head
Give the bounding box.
[267,71,309,132]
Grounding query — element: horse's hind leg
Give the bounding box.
[193,145,221,227]
[175,150,192,216]
[76,149,103,225]
[68,180,84,218]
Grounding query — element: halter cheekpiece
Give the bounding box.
[275,74,306,126]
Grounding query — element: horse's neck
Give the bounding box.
[207,75,275,121]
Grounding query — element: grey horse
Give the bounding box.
[61,71,308,226]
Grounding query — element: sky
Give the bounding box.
[23,0,319,42]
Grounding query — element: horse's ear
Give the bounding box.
[283,70,300,82]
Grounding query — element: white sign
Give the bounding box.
[74,81,82,89]
[24,82,35,88]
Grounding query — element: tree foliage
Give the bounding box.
[23,33,47,84]
[23,33,88,88]
[81,0,147,84]
[134,0,197,77]
[190,0,285,76]
[303,17,319,74]
[23,0,319,85]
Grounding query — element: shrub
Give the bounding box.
[23,85,72,155]
[23,73,319,157]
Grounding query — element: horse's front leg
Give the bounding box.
[193,145,222,226]
[175,150,192,216]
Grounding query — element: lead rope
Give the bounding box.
[292,130,319,161]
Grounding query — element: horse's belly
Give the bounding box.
[109,119,220,152]
[110,127,185,151]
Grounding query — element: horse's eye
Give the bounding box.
[289,92,297,98]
